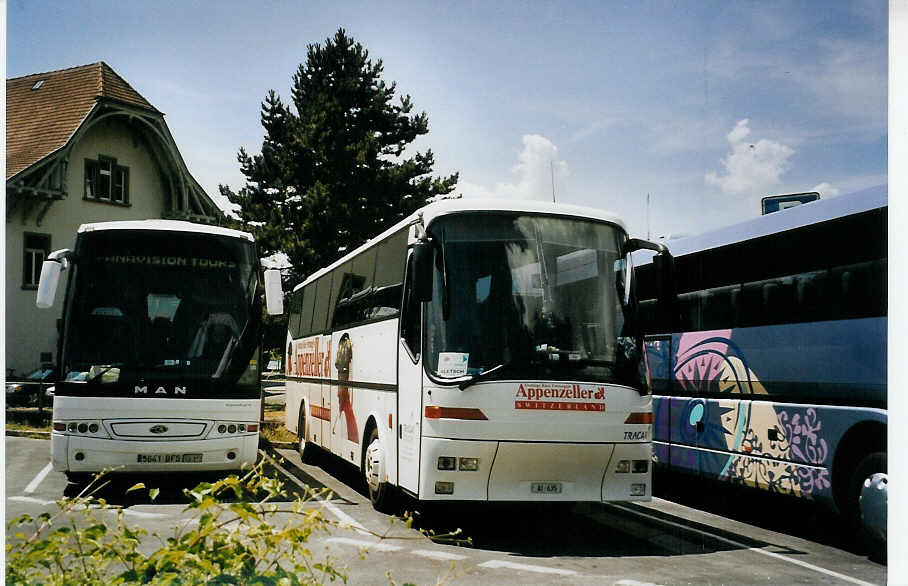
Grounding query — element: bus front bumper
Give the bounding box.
[51,433,259,474]
[418,437,652,502]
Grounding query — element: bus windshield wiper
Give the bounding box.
[457,363,506,390]
[85,363,126,384]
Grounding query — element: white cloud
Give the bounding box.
[705,119,795,196]
[810,182,840,197]
[726,119,751,144]
[457,134,568,200]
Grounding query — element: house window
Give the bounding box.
[85,155,129,204]
[23,233,50,289]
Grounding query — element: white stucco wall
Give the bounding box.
[5,117,170,376]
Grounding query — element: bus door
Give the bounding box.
[299,334,331,448]
[397,265,423,493]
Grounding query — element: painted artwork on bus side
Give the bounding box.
[647,317,886,505]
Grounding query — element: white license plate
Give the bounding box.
[137,453,203,464]
[531,482,562,494]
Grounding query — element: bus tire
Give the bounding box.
[65,472,92,486]
[363,426,393,512]
[297,409,313,464]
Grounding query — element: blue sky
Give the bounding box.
[6,0,888,239]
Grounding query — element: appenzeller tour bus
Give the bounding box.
[283,198,674,510]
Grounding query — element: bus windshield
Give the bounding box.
[60,230,261,396]
[425,213,645,389]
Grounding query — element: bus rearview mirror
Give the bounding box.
[36,248,71,309]
[653,251,678,330]
[264,269,284,315]
[36,261,63,309]
[411,242,434,302]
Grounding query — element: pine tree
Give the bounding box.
[220,28,458,282]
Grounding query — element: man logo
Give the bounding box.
[149,425,168,434]
[135,385,188,395]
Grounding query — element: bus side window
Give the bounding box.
[637,298,659,333]
[298,285,315,338]
[330,261,355,329]
[371,229,407,319]
[677,291,701,332]
[701,285,736,331]
[763,279,796,325]
[796,272,823,322]
[737,282,764,328]
[331,248,378,329]
[312,273,334,333]
[288,289,303,338]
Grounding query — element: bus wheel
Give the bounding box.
[65,472,92,485]
[850,452,887,545]
[364,427,393,512]
[297,410,313,463]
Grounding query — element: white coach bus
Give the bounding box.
[36,220,283,481]
[284,199,674,510]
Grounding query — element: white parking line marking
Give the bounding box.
[327,537,404,552]
[478,559,577,576]
[24,463,53,494]
[8,496,55,506]
[258,449,370,535]
[410,549,469,561]
[615,580,665,586]
[611,503,878,586]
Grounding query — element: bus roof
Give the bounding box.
[636,185,887,264]
[77,219,255,242]
[293,198,627,291]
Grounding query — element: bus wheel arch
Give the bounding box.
[362,418,393,512]
[832,420,886,527]
[296,400,313,463]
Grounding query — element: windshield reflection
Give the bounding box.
[425,214,644,389]
[61,231,260,392]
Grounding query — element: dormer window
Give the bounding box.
[85,155,129,205]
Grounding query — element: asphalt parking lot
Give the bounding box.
[5,434,888,585]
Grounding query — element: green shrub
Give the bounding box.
[6,464,348,585]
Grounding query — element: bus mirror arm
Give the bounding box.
[625,238,668,255]
[625,238,678,326]
[36,249,72,309]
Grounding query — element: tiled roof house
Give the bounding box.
[6,62,222,376]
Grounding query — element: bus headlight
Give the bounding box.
[632,459,649,473]
[212,422,258,436]
[437,456,456,470]
[630,483,647,496]
[54,420,107,437]
[616,460,631,473]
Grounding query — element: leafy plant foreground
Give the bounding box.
[6,462,441,585]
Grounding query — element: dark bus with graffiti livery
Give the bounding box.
[634,187,887,540]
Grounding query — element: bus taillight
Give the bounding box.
[424,406,488,420]
[625,412,654,424]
